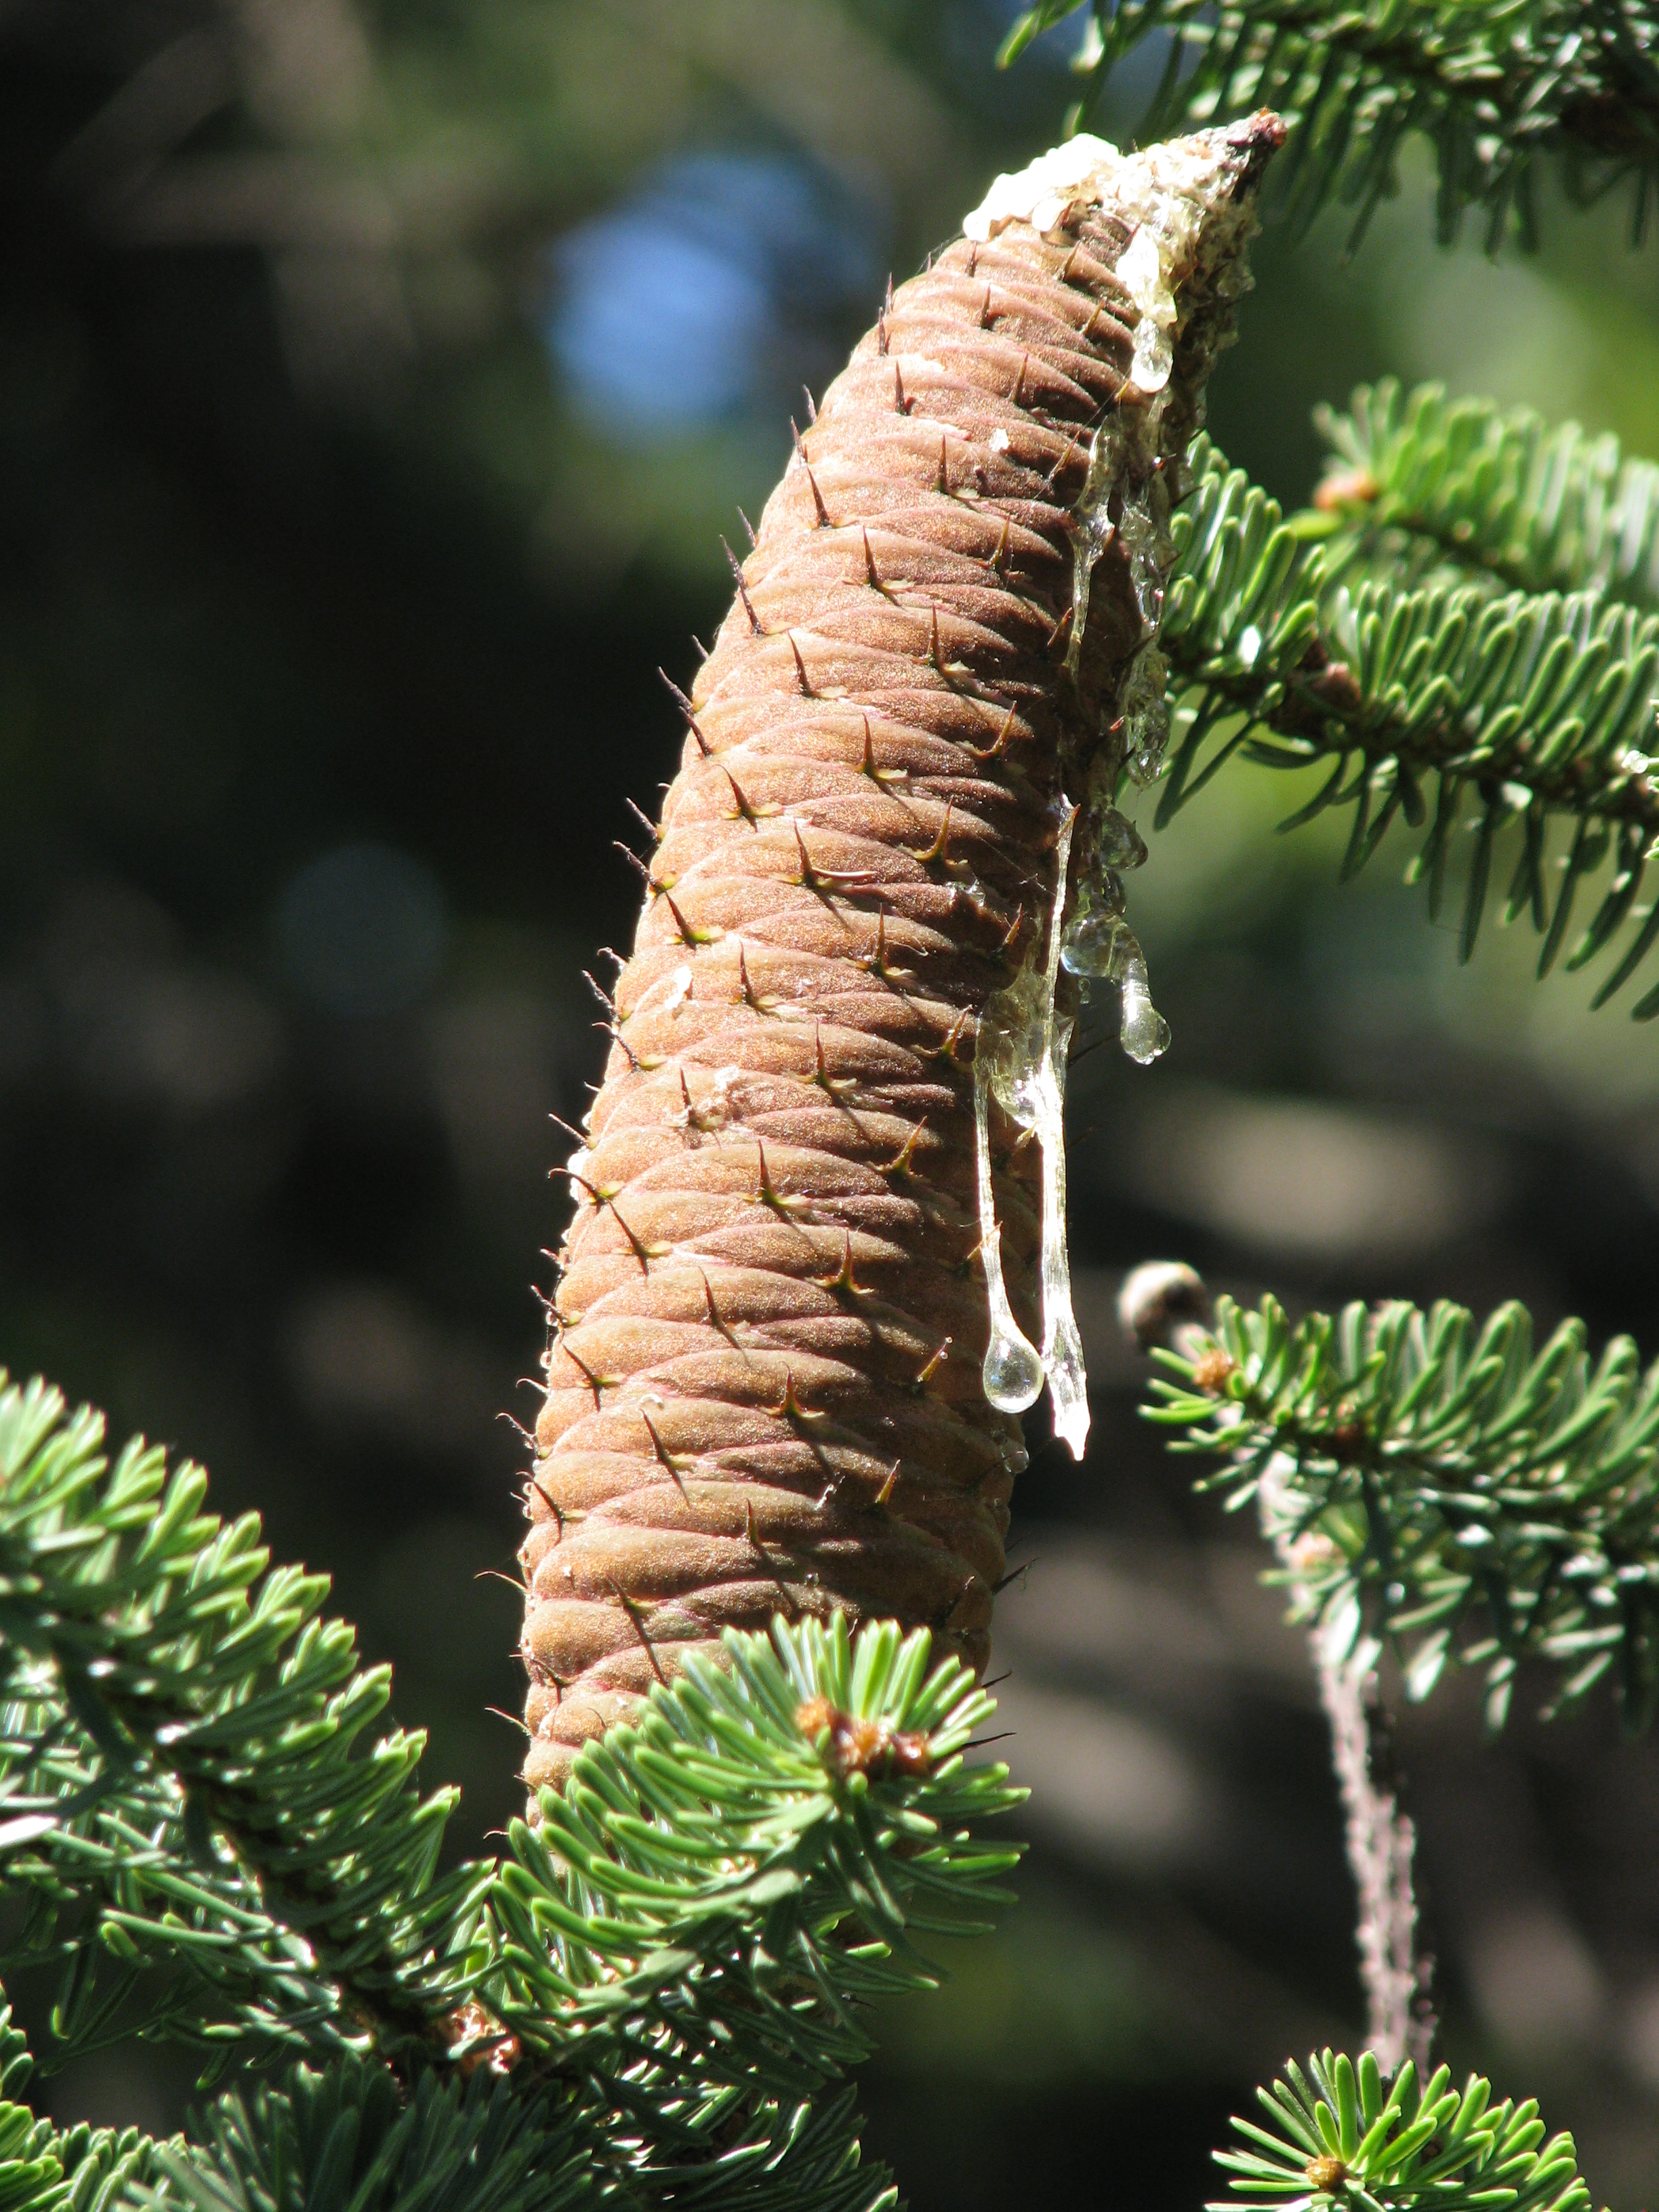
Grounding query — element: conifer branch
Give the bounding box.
[134,2055,898,2212]
[1002,0,1659,249]
[604,2083,896,2212]
[491,1616,1021,2095]
[1154,434,1659,1012]
[1214,2049,1589,2212]
[1311,380,1659,612]
[483,1615,1011,2207]
[10,2020,896,2212]
[0,1376,486,2068]
[0,2003,160,2212]
[133,2058,596,2212]
[1147,1292,1659,1731]
[0,1368,1016,2206]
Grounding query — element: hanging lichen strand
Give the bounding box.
[520,115,1282,1795]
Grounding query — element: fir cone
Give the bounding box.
[520,116,1282,1796]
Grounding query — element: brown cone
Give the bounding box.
[520,115,1282,1797]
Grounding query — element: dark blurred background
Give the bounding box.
[6,2,1659,2203]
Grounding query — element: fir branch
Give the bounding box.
[130,2054,895,2212]
[613,2085,895,2212]
[1146,1292,1659,1730]
[0,2003,160,2212]
[0,1367,1016,2204]
[0,1375,487,2068]
[1215,2049,1589,2212]
[491,1616,1021,2102]
[1311,380,1659,612]
[3,2108,158,2212]
[473,1616,1008,2207]
[1002,0,1659,249]
[134,2057,594,2212]
[1154,436,1659,1012]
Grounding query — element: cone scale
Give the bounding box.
[520,117,1283,1796]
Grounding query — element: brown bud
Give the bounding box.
[1312,466,1378,512]
[442,2001,521,2078]
[1190,1347,1240,1395]
[797,1696,933,1780]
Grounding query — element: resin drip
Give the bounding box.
[961,121,1275,1445]
[970,127,1266,1071]
[976,808,1089,1457]
[973,1054,1044,1416]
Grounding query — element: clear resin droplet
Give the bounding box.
[1118,642,1172,784]
[983,1322,1046,1413]
[1038,1011,1090,1456]
[975,810,1089,1457]
[1120,955,1172,1064]
[1096,811,1147,870]
[974,1056,1044,1412]
[1060,907,1128,979]
[1064,417,1125,682]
